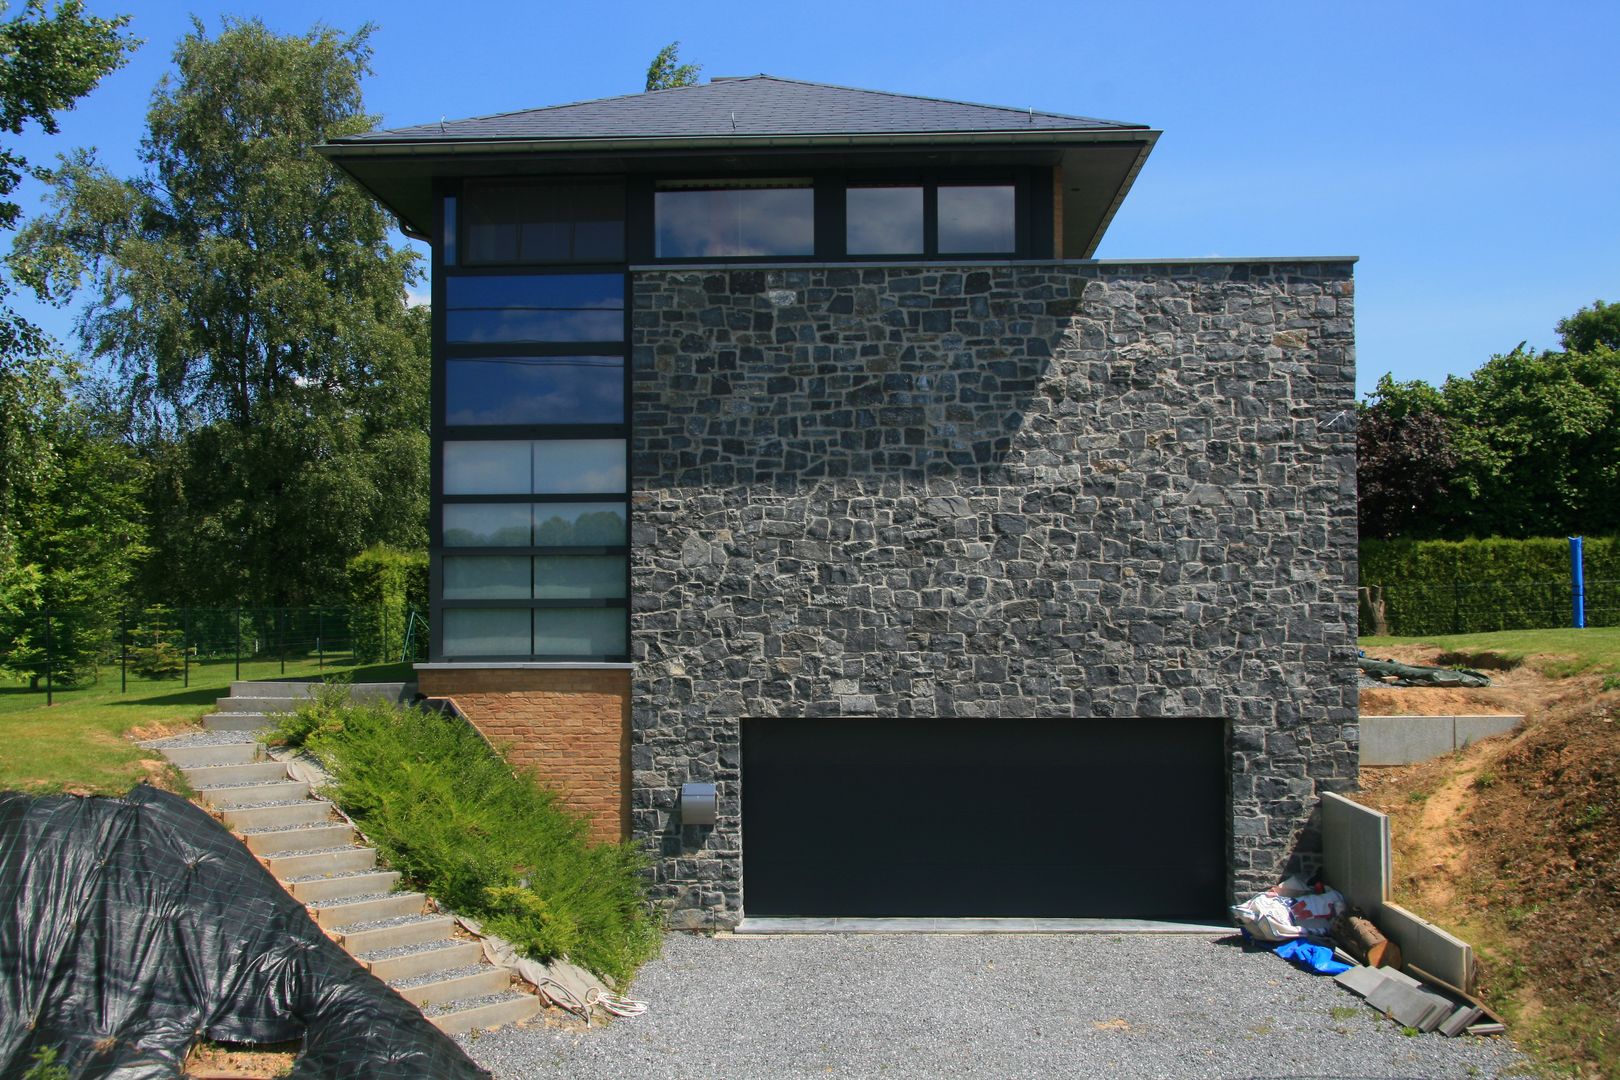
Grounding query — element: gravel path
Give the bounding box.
[462,933,1527,1080]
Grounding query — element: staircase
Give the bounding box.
[145,681,542,1035]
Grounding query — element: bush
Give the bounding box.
[284,690,659,984]
[1362,537,1620,635]
[345,546,428,662]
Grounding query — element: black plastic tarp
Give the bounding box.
[0,784,490,1079]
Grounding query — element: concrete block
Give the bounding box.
[1416,993,1453,1032]
[1454,714,1521,748]
[1361,715,1455,767]
[1380,902,1475,992]
[1439,1005,1483,1037]
[1321,792,1391,909]
[1332,964,1389,998]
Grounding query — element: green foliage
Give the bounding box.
[644,40,699,91]
[1558,299,1620,355]
[126,605,184,679]
[21,1046,68,1080]
[295,693,660,983]
[345,546,426,662]
[11,17,428,606]
[1362,536,1619,635]
[1356,392,1458,539]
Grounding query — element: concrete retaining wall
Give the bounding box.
[1360,715,1522,767]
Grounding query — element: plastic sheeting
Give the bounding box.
[0,784,490,1079]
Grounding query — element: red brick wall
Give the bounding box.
[416,667,630,842]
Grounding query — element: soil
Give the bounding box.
[183,1042,296,1078]
[1357,644,1619,1077]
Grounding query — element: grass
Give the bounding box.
[1361,626,1620,677]
[0,657,412,795]
[279,688,661,984]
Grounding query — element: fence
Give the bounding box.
[0,606,428,705]
[1367,579,1620,637]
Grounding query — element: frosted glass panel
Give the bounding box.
[443,556,530,599]
[532,608,627,656]
[533,556,625,600]
[443,504,531,547]
[443,609,530,656]
[444,441,530,494]
[532,439,625,494]
[532,503,627,546]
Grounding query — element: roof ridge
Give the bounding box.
[740,74,1142,129]
[373,78,730,132]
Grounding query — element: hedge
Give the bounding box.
[345,546,428,662]
[1361,537,1620,635]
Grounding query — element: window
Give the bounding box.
[655,180,814,258]
[846,185,924,255]
[445,356,624,426]
[937,184,1016,253]
[461,180,624,264]
[444,274,624,344]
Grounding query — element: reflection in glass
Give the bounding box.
[444,274,624,343]
[938,185,1016,253]
[533,556,625,600]
[655,186,814,258]
[532,439,626,494]
[443,608,530,656]
[846,186,924,255]
[443,504,531,547]
[462,181,624,264]
[532,608,627,656]
[445,357,624,426]
[533,503,627,546]
[442,197,457,266]
[443,556,530,599]
[443,441,530,495]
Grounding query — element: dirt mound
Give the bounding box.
[1359,646,1553,717]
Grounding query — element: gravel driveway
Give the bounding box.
[462,933,1527,1079]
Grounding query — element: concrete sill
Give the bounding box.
[413,662,635,671]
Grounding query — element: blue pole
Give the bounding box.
[1570,536,1586,629]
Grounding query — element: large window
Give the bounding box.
[846,184,924,255]
[655,180,815,258]
[462,180,624,264]
[937,184,1016,253]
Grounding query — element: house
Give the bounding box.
[321,75,1358,929]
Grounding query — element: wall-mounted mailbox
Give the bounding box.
[680,782,717,827]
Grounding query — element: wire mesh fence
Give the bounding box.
[1370,578,1619,636]
[0,606,427,705]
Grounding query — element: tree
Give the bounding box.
[0,0,133,600]
[1557,299,1620,355]
[645,41,699,91]
[12,18,428,605]
[1356,385,1459,539]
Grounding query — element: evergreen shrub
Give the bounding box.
[345,546,427,662]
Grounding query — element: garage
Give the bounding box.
[741,717,1228,919]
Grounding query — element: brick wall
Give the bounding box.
[416,667,631,842]
[630,259,1359,928]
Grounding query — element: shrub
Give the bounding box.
[291,690,659,984]
[345,546,428,662]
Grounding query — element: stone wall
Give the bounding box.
[629,260,1358,927]
[416,667,631,842]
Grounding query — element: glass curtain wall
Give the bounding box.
[436,180,630,660]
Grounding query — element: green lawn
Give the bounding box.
[0,657,414,795]
[1361,625,1620,676]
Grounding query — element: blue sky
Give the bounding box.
[11,0,1618,398]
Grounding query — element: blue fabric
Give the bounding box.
[1272,938,1352,975]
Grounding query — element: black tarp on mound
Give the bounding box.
[0,784,489,1079]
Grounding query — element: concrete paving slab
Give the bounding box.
[1381,902,1475,991]
[1362,715,1456,767]
[1332,964,1389,998]
[1321,792,1391,910]
[1440,1004,1483,1037]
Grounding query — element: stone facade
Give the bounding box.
[629,259,1358,927]
[416,667,631,842]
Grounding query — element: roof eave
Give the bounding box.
[317,126,1159,160]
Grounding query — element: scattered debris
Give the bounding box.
[1359,655,1492,688]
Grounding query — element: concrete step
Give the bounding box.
[204,712,275,732]
[335,915,455,953]
[429,993,541,1035]
[159,742,262,769]
[394,967,510,1008]
[200,780,310,810]
[216,696,301,714]
[230,680,413,702]
[243,822,354,855]
[182,761,287,787]
[264,845,375,879]
[313,892,426,929]
[287,870,400,904]
[363,939,482,982]
[222,799,335,831]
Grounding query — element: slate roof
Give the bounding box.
[336,75,1147,144]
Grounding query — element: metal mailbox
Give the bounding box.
[679,782,717,827]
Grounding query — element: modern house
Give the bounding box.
[321,75,1358,929]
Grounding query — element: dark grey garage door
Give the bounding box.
[741,717,1226,919]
